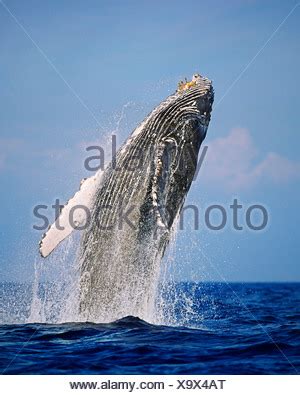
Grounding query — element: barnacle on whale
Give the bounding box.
[177,73,202,92]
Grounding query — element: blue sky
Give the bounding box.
[0,0,299,282]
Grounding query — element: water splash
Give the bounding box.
[28,232,81,323]
[26,224,180,325]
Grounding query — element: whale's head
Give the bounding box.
[158,73,213,144]
[151,74,214,230]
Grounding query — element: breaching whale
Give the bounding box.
[39,74,214,322]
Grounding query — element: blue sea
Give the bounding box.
[1,282,299,374]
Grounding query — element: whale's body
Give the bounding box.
[40,74,214,322]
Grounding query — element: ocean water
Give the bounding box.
[1,282,299,374]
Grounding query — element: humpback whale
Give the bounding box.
[39,74,214,322]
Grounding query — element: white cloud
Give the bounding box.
[201,128,300,191]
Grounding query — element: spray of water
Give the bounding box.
[28,233,81,323]
[26,222,180,325]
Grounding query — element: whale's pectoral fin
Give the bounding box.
[39,171,103,258]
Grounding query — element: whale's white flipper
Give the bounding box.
[39,172,103,258]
